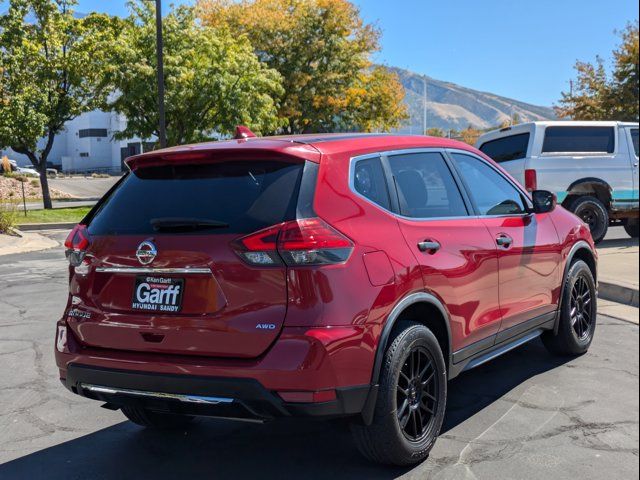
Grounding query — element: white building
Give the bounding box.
[1,110,153,173]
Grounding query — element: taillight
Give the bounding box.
[64,224,90,267]
[233,218,353,267]
[524,169,537,192]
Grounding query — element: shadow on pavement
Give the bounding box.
[0,340,571,480]
[597,236,639,250]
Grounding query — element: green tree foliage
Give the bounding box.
[109,1,284,147]
[198,0,407,134]
[0,0,121,208]
[426,128,446,137]
[557,21,639,121]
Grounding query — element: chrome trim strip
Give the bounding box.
[80,383,233,405]
[348,147,535,222]
[95,267,212,275]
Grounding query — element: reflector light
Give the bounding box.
[277,390,337,403]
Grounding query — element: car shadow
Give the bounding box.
[597,236,638,250]
[0,340,572,480]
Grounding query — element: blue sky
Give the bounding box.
[2,0,638,106]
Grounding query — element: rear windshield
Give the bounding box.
[542,126,615,154]
[87,161,304,235]
[479,133,530,163]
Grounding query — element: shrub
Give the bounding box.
[0,204,16,234]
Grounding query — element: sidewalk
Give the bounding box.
[597,235,639,307]
[0,231,58,256]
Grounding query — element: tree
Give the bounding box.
[0,0,121,208]
[611,21,639,121]
[197,0,407,133]
[109,1,284,147]
[459,125,481,146]
[426,127,446,137]
[557,21,639,121]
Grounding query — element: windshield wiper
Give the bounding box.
[150,217,229,232]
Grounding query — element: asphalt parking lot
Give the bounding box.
[0,232,638,479]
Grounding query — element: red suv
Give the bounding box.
[56,133,598,465]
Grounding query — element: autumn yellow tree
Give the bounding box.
[197,0,407,133]
[557,21,638,121]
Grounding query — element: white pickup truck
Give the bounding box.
[476,121,639,243]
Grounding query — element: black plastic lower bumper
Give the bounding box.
[64,364,371,421]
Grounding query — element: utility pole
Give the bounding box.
[423,76,428,135]
[155,0,167,149]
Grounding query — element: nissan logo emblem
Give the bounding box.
[136,240,157,265]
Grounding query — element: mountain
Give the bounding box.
[389,66,556,133]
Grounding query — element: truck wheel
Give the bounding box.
[624,218,639,238]
[350,322,447,466]
[569,196,609,244]
[542,260,597,356]
[122,406,194,429]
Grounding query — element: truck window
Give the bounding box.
[542,126,615,154]
[479,133,530,163]
[631,129,639,157]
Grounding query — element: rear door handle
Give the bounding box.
[417,240,441,253]
[496,234,513,248]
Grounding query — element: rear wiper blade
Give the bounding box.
[150,217,229,231]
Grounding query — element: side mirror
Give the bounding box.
[531,190,556,214]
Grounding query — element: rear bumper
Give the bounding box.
[55,320,378,420]
[63,364,371,421]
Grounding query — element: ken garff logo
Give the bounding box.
[136,240,157,265]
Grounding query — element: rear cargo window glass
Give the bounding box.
[353,158,391,210]
[542,126,615,154]
[479,133,530,163]
[87,161,304,235]
[388,152,468,218]
[631,129,639,157]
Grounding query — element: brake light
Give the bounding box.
[64,224,90,267]
[233,218,353,267]
[524,169,537,192]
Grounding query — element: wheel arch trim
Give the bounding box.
[370,291,453,385]
[565,178,613,204]
[555,240,597,334]
[360,291,453,425]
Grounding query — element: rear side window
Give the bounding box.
[353,158,391,210]
[479,133,530,162]
[87,161,304,235]
[388,152,468,218]
[542,126,615,154]
[631,129,639,157]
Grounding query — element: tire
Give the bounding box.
[121,406,195,429]
[350,322,447,466]
[542,260,597,356]
[624,218,639,238]
[569,196,609,244]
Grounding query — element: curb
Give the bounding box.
[598,280,639,308]
[17,222,76,231]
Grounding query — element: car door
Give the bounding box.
[625,127,639,203]
[383,150,502,352]
[448,151,562,334]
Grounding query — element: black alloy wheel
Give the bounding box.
[570,275,593,340]
[396,347,438,441]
